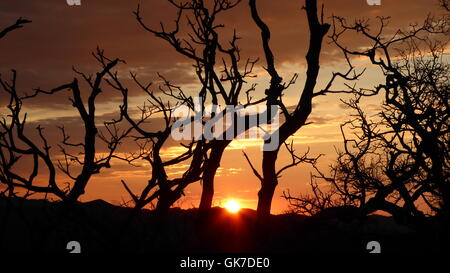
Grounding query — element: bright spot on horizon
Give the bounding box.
[224,200,241,213]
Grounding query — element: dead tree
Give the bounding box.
[119,0,263,213]
[323,11,449,224]
[104,67,208,213]
[0,49,131,202]
[288,6,449,225]
[244,0,362,218]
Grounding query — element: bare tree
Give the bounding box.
[287,6,449,225]
[0,49,131,202]
[104,67,208,213]
[115,0,264,214]
[330,12,449,224]
[244,0,363,218]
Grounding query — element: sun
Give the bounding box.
[224,200,241,213]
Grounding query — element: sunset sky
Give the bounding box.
[0,0,445,213]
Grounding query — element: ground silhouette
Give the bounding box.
[0,197,447,253]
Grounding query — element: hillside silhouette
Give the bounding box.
[0,197,446,253]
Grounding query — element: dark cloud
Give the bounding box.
[0,0,442,109]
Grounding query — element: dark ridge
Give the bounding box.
[0,197,447,253]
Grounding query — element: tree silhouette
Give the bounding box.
[0,48,131,202]
[102,64,208,213]
[244,0,362,218]
[332,12,449,224]
[286,6,449,225]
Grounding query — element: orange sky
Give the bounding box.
[0,0,445,213]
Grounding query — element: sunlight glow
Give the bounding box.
[224,200,241,213]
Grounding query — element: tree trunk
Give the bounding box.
[199,141,229,213]
[199,171,215,212]
[67,119,97,201]
[67,171,92,201]
[156,195,172,215]
[256,180,277,217]
[155,182,181,215]
[256,150,278,217]
[251,0,329,220]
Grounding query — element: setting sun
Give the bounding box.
[224,200,241,213]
